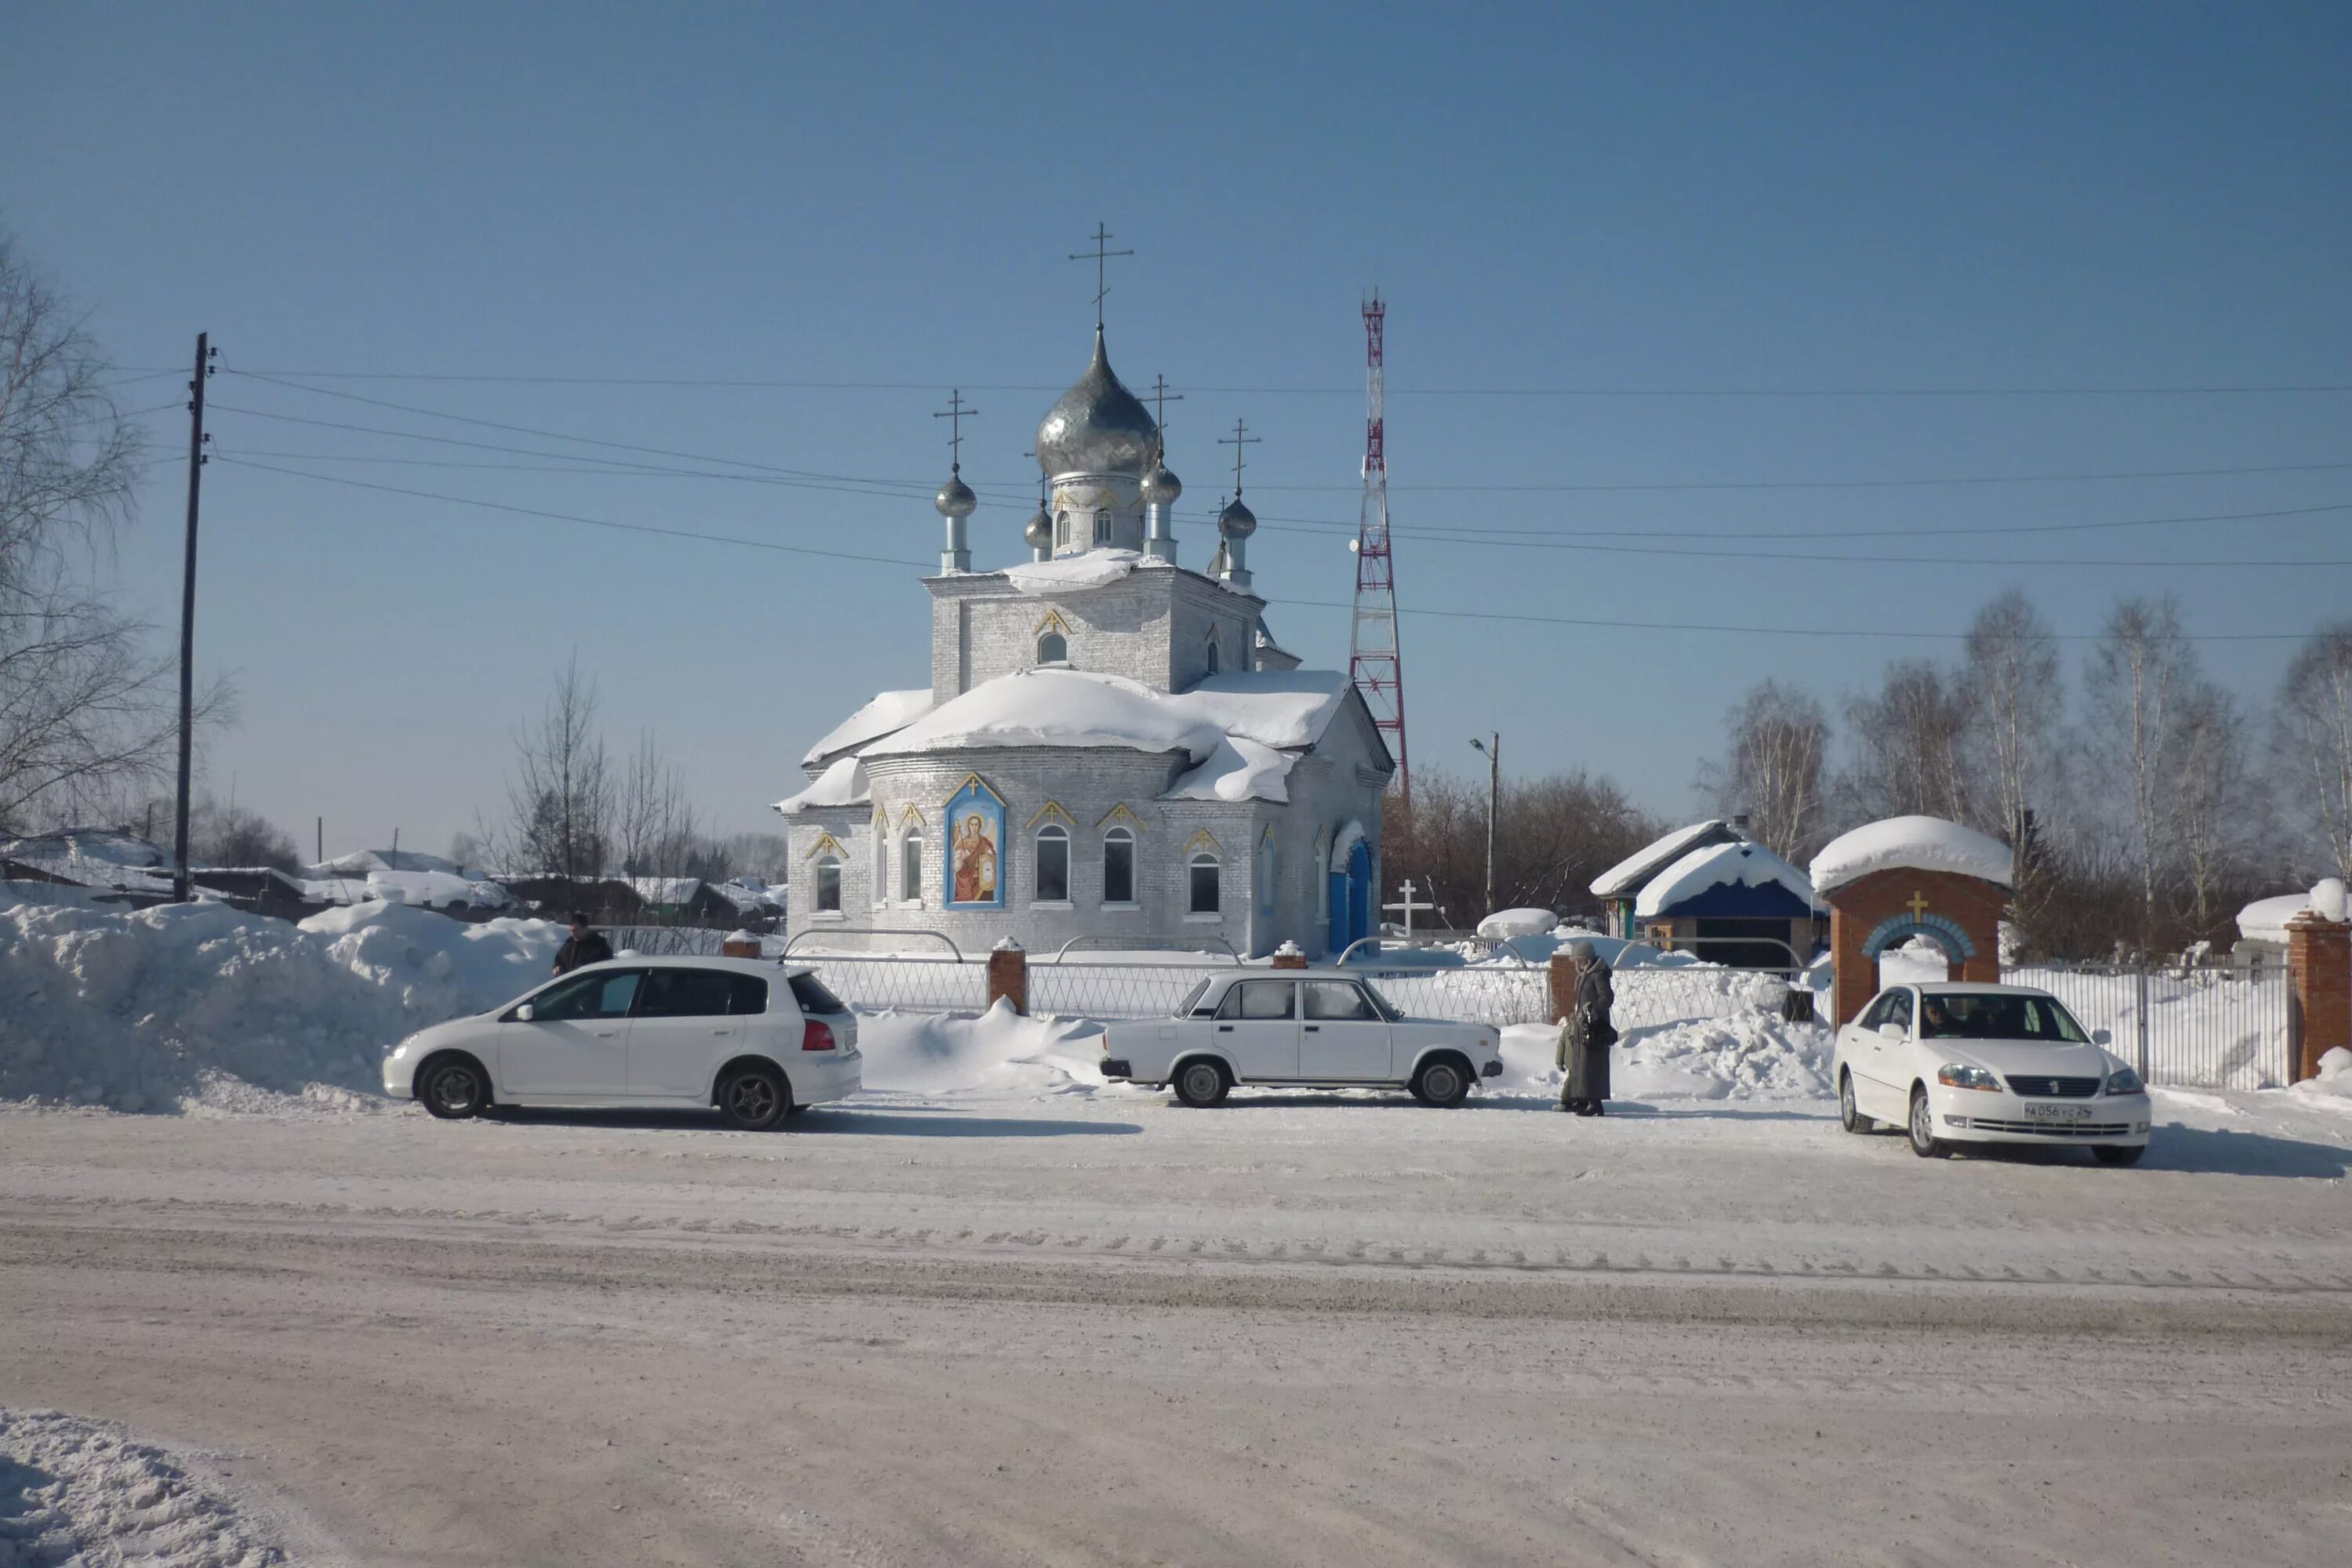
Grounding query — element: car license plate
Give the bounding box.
[2023,1102,2091,1121]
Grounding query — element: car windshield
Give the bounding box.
[1916,993,2089,1044]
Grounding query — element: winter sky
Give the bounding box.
[4,2,2348,854]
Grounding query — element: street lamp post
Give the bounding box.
[1468,732,1499,918]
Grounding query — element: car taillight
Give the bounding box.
[802,1019,836,1052]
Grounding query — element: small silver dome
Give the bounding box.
[1140,460,1183,506]
[1217,495,1257,539]
[934,474,977,519]
[1023,504,1052,549]
[1035,328,1159,477]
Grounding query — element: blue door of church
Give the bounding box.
[1330,841,1373,953]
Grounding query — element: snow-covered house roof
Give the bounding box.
[800,689,936,768]
[1588,820,1739,899]
[300,867,514,910]
[2,830,176,897]
[2237,879,2350,943]
[861,667,1356,765]
[1809,815,2014,898]
[1634,840,1821,920]
[775,755,870,815]
[307,848,474,880]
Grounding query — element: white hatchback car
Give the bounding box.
[1834,982,2152,1163]
[383,956,860,1130]
[1098,968,1504,1106]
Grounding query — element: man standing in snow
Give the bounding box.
[552,911,614,976]
[1555,940,1617,1116]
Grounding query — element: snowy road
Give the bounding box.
[4,1087,2350,1566]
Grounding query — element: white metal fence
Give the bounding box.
[2006,963,2296,1090]
[1029,961,1229,1019]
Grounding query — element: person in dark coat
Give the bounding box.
[551,911,614,976]
[1555,940,1618,1116]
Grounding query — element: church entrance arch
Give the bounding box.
[1808,817,2013,1026]
[1329,822,1373,954]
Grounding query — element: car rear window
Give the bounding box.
[788,971,845,1015]
[728,974,770,1016]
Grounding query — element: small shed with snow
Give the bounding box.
[1631,840,1825,967]
[1809,815,2013,1025]
[1587,819,1744,940]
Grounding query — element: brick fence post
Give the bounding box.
[1548,953,1577,1026]
[720,930,761,960]
[986,938,1028,1016]
[1270,940,1308,970]
[2284,912,2350,1083]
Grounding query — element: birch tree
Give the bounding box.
[1842,662,1975,825]
[2274,623,2352,885]
[2085,596,2193,950]
[1703,680,1829,861]
[504,656,611,881]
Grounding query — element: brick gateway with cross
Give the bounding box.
[1812,829,2013,1027]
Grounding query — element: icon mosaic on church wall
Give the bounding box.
[943,775,1006,909]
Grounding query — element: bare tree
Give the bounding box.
[613,729,699,878]
[1962,590,2060,841]
[2274,623,2352,886]
[190,798,300,873]
[0,233,199,833]
[1700,680,1829,861]
[1385,764,1658,927]
[503,655,611,881]
[2169,679,2257,938]
[1842,661,1976,825]
[2084,595,2194,949]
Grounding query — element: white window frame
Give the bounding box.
[1185,851,1221,920]
[1203,630,1221,676]
[873,826,889,908]
[899,829,924,906]
[1101,826,1138,909]
[1092,508,1112,546]
[1032,822,1073,909]
[813,856,843,917]
[1037,630,1068,665]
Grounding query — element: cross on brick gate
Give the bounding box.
[1906,891,1932,921]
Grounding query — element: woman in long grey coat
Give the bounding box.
[1555,941,1618,1116]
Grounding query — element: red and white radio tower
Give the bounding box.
[1349,292,1410,810]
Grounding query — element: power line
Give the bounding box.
[124,364,2352,397]
[1247,458,2352,495]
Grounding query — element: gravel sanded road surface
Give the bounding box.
[5,1088,2350,1566]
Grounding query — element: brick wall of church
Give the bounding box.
[927,567,1265,701]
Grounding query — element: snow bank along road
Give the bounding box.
[5,1089,2350,1566]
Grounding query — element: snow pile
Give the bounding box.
[1633,840,1820,919]
[2295,1046,2352,1103]
[1181,670,1352,750]
[1809,815,2013,897]
[801,688,935,767]
[302,867,512,910]
[1588,820,1733,898]
[999,547,1142,594]
[1476,907,1557,940]
[1165,735,1293,803]
[775,754,869,815]
[1496,1012,1831,1102]
[0,899,561,1112]
[857,999,1109,1095]
[2,829,177,898]
[0,1407,285,1566]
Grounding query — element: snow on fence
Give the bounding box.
[1352,965,1552,1028]
[796,955,990,1013]
[2007,963,2295,1090]
[1610,965,1797,1031]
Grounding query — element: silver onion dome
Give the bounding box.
[1217,494,1257,539]
[1023,503,1052,550]
[934,473,978,519]
[1034,328,1159,477]
[1140,459,1183,506]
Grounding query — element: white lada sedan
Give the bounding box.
[382,957,860,1130]
[1835,982,2152,1163]
[1098,969,1504,1107]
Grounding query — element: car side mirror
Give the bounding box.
[2091,1028,2112,1046]
[1877,1022,1905,1043]
[514,1003,535,1023]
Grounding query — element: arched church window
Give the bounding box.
[1314,829,1331,922]
[815,857,841,914]
[901,830,924,904]
[1054,511,1070,550]
[1037,631,1068,665]
[1189,851,1221,916]
[1092,509,1111,546]
[1102,826,1135,906]
[1203,630,1221,677]
[1033,823,1070,903]
[874,826,888,907]
[1257,833,1276,918]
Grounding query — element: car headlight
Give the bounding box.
[1936,1062,2002,1092]
[2106,1066,2144,1095]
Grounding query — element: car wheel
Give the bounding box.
[1411,1057,1470,1109]
[1838,1070,1873,1134]
[717,1065,789,1131]
[2093,1144,2146,1167]
[418,1054,489,1120]
[1173,1059,1229,1107]
[1907,1086,1948,1158]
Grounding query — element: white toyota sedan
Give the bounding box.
[1098,968,1504,1106]
[1835,982,2152,1163]
[383,956,860,1130]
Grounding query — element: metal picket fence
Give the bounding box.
[1028,961,1231,1019]
[1351,965,1553,1027]
[2006,962,2295,1089]
[1610,966,1798,1031]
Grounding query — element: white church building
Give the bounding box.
[775,322,1394,956]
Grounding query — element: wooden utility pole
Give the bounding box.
[172,334,213,901]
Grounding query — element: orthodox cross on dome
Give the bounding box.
[933,390,979,476]
[1905,890,1932,920]
[1148,373,1183,439]
[1218,417,1260,496]
[1069,222,1133,330]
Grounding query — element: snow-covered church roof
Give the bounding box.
[801,689,935,768]
[863,667,1351,764]
[1809,815,2014,898]
[775,754,870,815]
[1633,840,1820,919]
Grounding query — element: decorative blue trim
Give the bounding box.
[1860,912,1977,961]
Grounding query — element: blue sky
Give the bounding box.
[5,2,2348,857]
